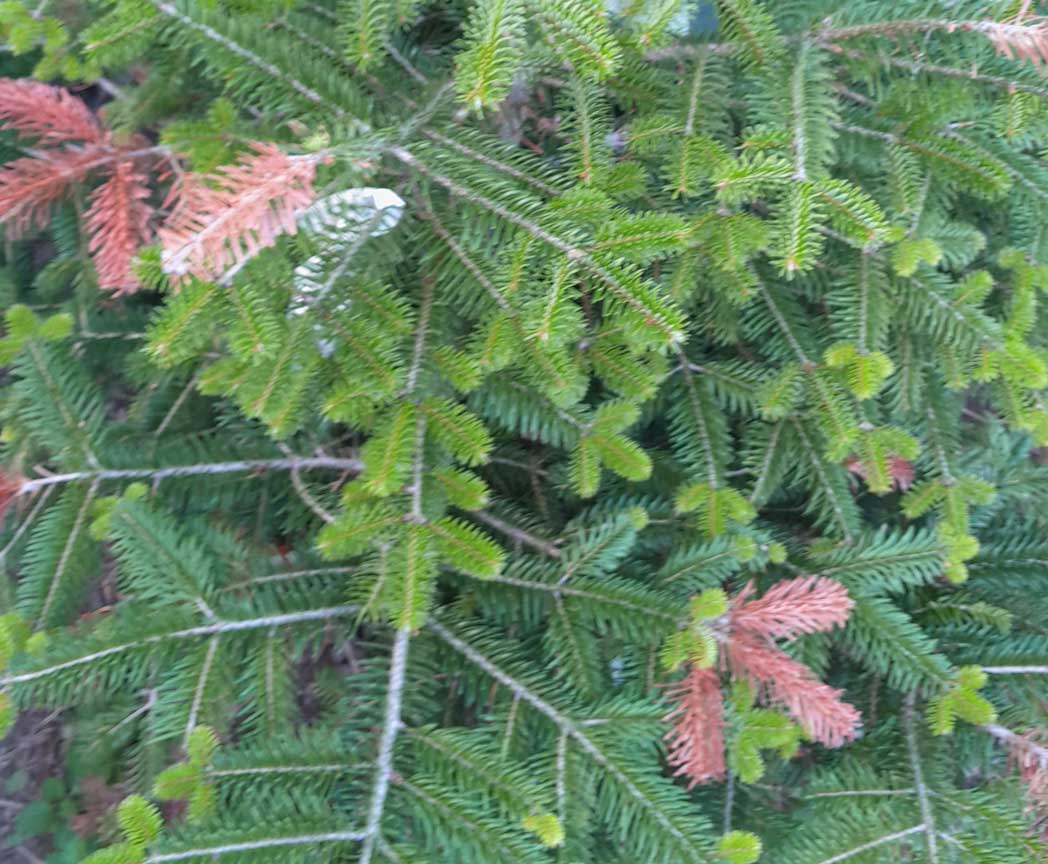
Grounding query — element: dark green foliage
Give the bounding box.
[0,1,1047,863]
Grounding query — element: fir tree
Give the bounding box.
[0,1,1047,862]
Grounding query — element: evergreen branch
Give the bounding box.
[791,41,810,181]
[418,131,559,195]
[428,618,714,863]
[816,17,1048,51]
[18,455,364,495]
[644,41,734,61]
[555,730,568,825]
[676,356,721,488]
[812,825,924,864]
[982,723,1048,768]
[903,694,939,864]
[756,282,813,367]
[221,567,356,592]
[1,605,360,687]
[279,445,337,524]
[422,208,587,393]
[804,788,915,799]
[359,278,434,864]
[158,144,322,282]
[790,419,855,541]
[208,764,347,778]
[683,55,708,137]
[982,665,1048,674]
[390,147,684,345]
[471,510,561,558]
[23,341,101,468]
[833,46,1048,100]
[146,831,366,861]
[0,77,104,143]
[0,484,55,565]
[148,0,352,121]
[34,478,98,630]
[155,371,201,437]
[184,635,220,746]
[420,208,512,314]
[483,574,678,621]
[358,626,411,864]
[748,420,785,505]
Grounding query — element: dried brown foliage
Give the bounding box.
[0,78,159,293]
[664,577,861,786]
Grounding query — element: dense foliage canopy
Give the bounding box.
[1,0,1048,862]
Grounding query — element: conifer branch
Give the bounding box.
[155,371,201,437]
[359,279,434,864]
[748,420,785,504]
[555,729,568,824]
[358,626,411,864]
[0,78,103,144]
[279,445,336,524]
[790,41,810,181]
[818,16,1048,63]
[184,635,220,746]
[158,144,322,282]
[1,605,360,687]
[831,46,1048,100]
[220,567,356,593]
[812,825,925,864]
[676,356,721,488]
[982,665,1048,675]
[390,147,684,345]
[34,478,99,630]
[664,665,726,786]
[1,150,111,239]
[146,831,367,861]
[790,419,855,541]
[0,484,55,565]
[428,618,713,862]
[804,788,915,799]
[756,283,813,366]
[485,573,677,619]
[17,455,364,496]
[208,764,347,778]
[471,510,561,558]
[903,694,939,863]
[983,723,1048,768]
[421,130,560,198]
[148,0,350,120]
[85,159,154,294]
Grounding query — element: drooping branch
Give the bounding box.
[85,159,154,294]
[664,666,726,786]
[0,150,107,238]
